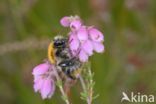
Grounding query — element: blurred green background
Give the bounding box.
[0,0,156,104]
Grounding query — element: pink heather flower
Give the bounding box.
[77,26,88,41]
[60,15,82,30]
[32,63,55,99]
[88,27,104,53]
[60,16,71,27]
[69,32,80,51]
[62,16,104,62]
[82,40,93,56]
[88,27,104,42]
[69,28,104,62]
[70,20,82,30]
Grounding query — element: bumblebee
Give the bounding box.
[48,35,82,79]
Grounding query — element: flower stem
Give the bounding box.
[79,75,86,91]
[87,69,93,104]
[53,67,70,104]
[79,69,93,104]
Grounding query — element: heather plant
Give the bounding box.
[32,15,104,104]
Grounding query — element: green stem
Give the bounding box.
[53,67,70,104]
[79,72,93,104]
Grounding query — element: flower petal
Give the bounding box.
[34,75,40,83]
[70,20,82,30]
[69,33,80,50]
[82,40,93,56]
[60,16,70,27]
[77,26,88,41]
[32,63,50,76]
[93,42,104,53]
[89,27,104,42]
[47,80,55,98]
[79,50,88,62]
[33,78,44,92]
[41,79,52,99]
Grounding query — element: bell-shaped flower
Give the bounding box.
[32,63,56,99]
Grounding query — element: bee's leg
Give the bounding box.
[55,66,65,81]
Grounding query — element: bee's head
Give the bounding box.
[53,36,68,48]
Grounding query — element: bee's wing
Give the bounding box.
[48,42,56,64]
